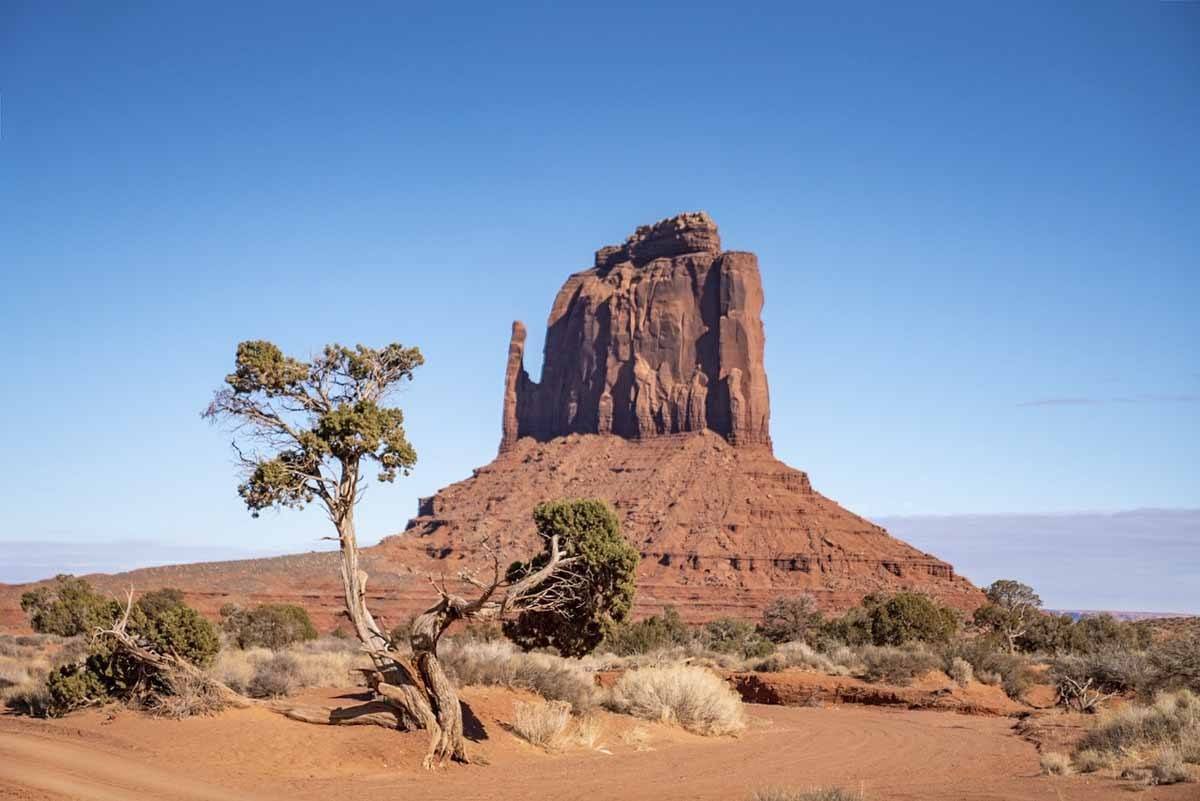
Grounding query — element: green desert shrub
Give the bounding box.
[27,585,219,716]
[820,593,957,648]
[504,500,640,657]
[1150,633,1200,693]
[759,595,823,644]
[700,617,775,659]
[221,603,317,650]
[20,576,121,637]
[819,606,874,647]
[865,592,958,646]
[604,606,693,655]
[608,664,745,736]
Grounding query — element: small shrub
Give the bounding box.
[511,699,571,749]
[866,592,959,646]
[2,681,52,716]
[604,607,692,655]
[1052,652,1146,711]
[608,665,745,736]
[247,652,301,698]
[1150,748,1191,785]
[859,645,939,685]
[701,617,774,659]
[942,637,1033,699]
[221,603,317,650]
[440,639,596,711]
[977,669,1001,686]
[1151,633,1200,693]
[20,576,120,637]
[1040,752,1072,776]
[759,595,823,644]
[1072,749,1110,773]
[948,657,973,687]
[752,642,854,676]
[1076,689,1200,764]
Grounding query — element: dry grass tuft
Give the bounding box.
[207,638,367,698]
[571,715,608,751]
[608,665,745,736]
[622,725,653,751]
[948,657,974,687]
[1072,690,1198,782]
[511,699,571,750]
[1040,752,1073,776]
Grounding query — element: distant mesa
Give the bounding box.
[0,213,983,632]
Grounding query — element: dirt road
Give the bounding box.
[0,689,1191,801]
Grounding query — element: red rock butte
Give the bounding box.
[0,213,983,632]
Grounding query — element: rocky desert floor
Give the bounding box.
[2,685,1194,801]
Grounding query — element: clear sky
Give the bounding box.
[1,3,1197,598]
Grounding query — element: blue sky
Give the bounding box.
[1,3,1197,608]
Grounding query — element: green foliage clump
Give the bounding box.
[503,500,640,657]
[1151,633,1200,693]
[20,576,121,637]
[220,603,318,650]
[206,341,424,517]
[1013,611,1154,656]
[867,592,959,646]
[604,607,693,655]
[24,581,220,716]
[701,617,775,659]
[759,595,824,644]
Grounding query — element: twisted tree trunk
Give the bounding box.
[334,499,470,767]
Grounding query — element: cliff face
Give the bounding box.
[501,212,770,451]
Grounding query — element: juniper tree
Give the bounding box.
[204,340,594,767]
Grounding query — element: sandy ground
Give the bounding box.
[0,686,1194,801]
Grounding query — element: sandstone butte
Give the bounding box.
[0,213,984,632]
